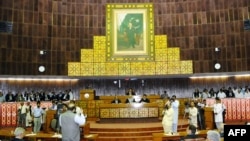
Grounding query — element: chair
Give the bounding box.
[50,118,57,131]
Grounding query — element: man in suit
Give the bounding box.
[111,96,121,104]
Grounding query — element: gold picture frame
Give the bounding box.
[106,3,155,62]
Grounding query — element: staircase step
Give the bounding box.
[97,136,152,141]
[90,131,163,136]
[89,120,189,141]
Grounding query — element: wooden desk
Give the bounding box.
[152,130,208,141]
[25,132,61,141]
[0,129,14,140]
[99,103,159,118]
[99,103,159,122]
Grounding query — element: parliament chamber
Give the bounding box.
[1,89,250,141]
[1,90,250,128]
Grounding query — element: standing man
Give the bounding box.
[59,103,86,141]
[32,101,44,133]
[171,95,179,133]
[213,97,224,130]
[162,102,174,134]
[26,102,33,127]
[18,102,27,128]
[197,99,206,130]
[188,101,198,128]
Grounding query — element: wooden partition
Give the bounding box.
[98,103,159,123]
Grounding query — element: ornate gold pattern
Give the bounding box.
[68,35,193,76]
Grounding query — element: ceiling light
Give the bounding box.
[38,66,45,72]
[214,63,221,70]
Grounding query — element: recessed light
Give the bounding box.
[38,66,45,72]
[214,63,221,70]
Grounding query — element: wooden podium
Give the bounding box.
[80,89,95,100]
[44,110,56,133]
[204,107,215,130]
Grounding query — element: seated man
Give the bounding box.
[207,130,221,141]
[11,127,26,141]
[125,95,136,103]
[180,124,199,141]
[139,94,150,103]
[111,96,121,104]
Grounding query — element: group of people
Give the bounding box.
[111,94,150,104]
[0,89,74,103]
[161,94,225,141]
[17,101,45,133]
[161,95,180,134]
[193,86,250,99]
[12,100,87,141]
[111,88,150,104]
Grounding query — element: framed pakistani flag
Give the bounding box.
[106,3,155,62]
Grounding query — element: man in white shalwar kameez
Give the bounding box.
[162,102,174,134]
[171,95,179,133]
[213,97,224,130]
[188,101,198,127]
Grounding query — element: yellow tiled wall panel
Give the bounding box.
[167,61,181,74]
[155,49,168,61]
[80,63,94,76]
[142,62,156,75]
[81,49,94,63]
[93,36,106,50]
[155,62,168,75]
[155,35,167,49]
[167,48,180,61]
[130,62,143,76]
[93,63,106,76]
[180,60,193,74]
[94,50,106,62]
[105,62,119,76]
[68,35,193,76]
[118,62,131,76]
[68,62,81,76]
